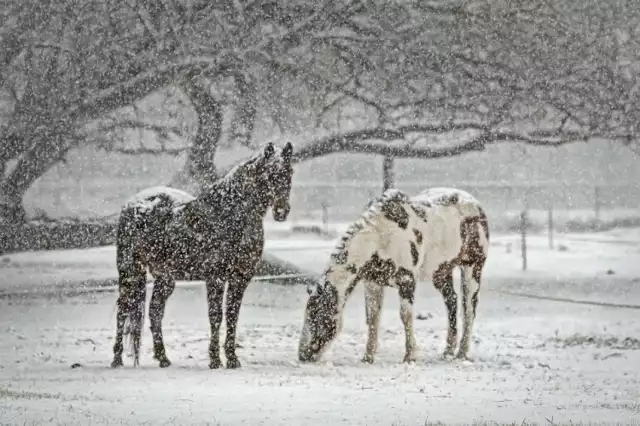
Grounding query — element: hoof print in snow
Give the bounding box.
[70,363,82,369]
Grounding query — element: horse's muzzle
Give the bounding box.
[298,347,316,363]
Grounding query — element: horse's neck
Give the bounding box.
[324,264,358,309]
[197,179,269,219]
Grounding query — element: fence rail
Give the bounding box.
[287,181,640,233]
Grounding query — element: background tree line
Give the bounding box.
[1,0,639,225]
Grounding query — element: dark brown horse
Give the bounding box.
[111,142,294,369]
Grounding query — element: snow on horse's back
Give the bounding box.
[123,186,195,215]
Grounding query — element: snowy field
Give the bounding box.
[1,227,640,425]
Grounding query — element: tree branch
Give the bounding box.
[70,54,231,123]
[98,146,187,156]
[290,124,603,164]
[96,119,184,137]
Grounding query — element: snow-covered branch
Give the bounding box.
[290,125,610,163]
[96,119,184,138]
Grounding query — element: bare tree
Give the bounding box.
[2,0,639,224]
[0,0,353,222]
[247,0,640,164]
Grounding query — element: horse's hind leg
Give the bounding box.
[149,273,176,368]
[112,267,146,368]
[223,270,253,369]
[397,268,418,364]
[433,264,457,359]
[362,281,384,364]
[457,262,483,359]
[111,274,128,368]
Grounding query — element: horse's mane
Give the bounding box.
[325,188,408,272]
[192,150,266,208]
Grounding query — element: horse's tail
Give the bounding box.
[116,207,148,367]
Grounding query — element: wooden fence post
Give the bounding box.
[548,205,554,249]
[321,201,329,235]
[594,185,601,222]
[520,210,528,271]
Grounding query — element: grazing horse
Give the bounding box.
[111,142,294,369]
[298,187,489,364]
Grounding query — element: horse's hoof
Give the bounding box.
[442,349,455,360]
[110,358,123,368]
[158,358,171,368]
[226,358,241,369]
[360,356,374,364]
[455,352,469,361]
[209,359,222,369]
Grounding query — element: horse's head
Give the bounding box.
[251,141,294,222]
[298,280,341,362]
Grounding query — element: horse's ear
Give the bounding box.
[283,142,293,161]
[264,142,275,159]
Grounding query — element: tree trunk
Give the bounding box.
[229,73,256,148]
[179,79,223,193]
[382,155,395,192]
[0,124,74,224]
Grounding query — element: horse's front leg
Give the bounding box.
[223,271,252,369]
[362,281,384,364]
[205,277,225,369]
[397,268,417,364]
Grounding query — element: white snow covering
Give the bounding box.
[1,227,640,424]
[411,187,480,207]
[124,186,195,214]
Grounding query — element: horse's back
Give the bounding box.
[411,187,488,279]
[116,186,196,272]
[412,187,480,211]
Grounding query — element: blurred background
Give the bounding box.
[2,0,640,251]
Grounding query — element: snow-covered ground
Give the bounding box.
[1,227,640,425]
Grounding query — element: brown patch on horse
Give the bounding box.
[358,252,397,286]
[409,204,429,223]
[412,228,423,245]
[430,213,487,276]
[439,193,459,206]
[431,213,488,327]
[380,201,409,230]
[354,252,417,299]
[458,215,487,276]
[477,206,490,242]
[396,267,416,304]
[410,241,419,266]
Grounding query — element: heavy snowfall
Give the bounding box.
[2,0,640,425]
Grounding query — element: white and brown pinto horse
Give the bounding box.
[298,188,489,364]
